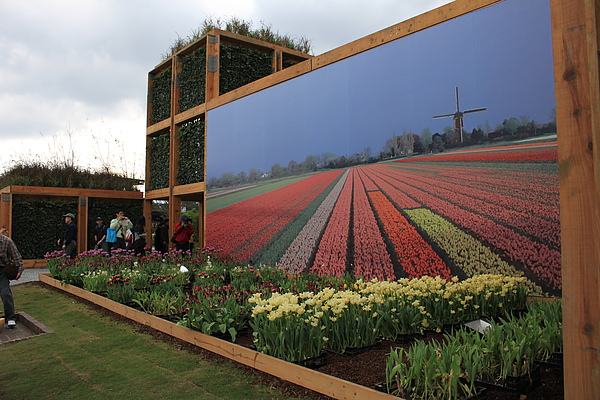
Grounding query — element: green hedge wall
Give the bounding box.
[150,66,172,125]
[219,44,273,95]
[179,47,206,112]
[12,198,78,259]
[148,132,170,191]
[87,199,143,250]
[177,118,205,185]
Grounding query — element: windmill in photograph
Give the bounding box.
[433,87,486,143]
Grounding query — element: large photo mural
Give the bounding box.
[205,0,560,296]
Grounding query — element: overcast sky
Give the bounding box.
[0,0,453,179]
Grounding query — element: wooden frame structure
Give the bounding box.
[142,0,599,397]
[146,30,311,248]
[0,186,144,267]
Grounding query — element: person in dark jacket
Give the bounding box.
[130,216,147,257]
[153,219,169,254]
[93,217,109,254]
[58,212,77,258]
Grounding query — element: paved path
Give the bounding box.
[10,268,50,286]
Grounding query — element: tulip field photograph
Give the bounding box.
[206,139,561,297]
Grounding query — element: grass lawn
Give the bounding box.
[0,283,304,400]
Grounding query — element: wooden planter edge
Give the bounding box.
[38,273,400,400]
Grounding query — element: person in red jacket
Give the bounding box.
[173,215,194,253]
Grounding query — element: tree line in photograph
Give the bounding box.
[207,113,556,190]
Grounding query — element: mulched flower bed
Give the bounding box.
[45,283,564,400]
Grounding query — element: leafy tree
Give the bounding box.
[249,168,261,182]
[271,163,285,178]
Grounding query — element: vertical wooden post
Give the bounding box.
[78,196,89,254]
[206,34,220,101]
[198,194,206,248]
[168,195,182,250]
[551,0,600,399]
[143,198,153,249]
[274,49,282,72]
[0,192,12,235]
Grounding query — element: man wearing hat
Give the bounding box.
[58,212,78,258]
[93,217,109,254]
[173,215,194,253]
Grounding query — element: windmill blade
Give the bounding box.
[463,107,487,114]
[432,113,455,119]
[455,87,460,112]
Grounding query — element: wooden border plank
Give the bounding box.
[39,274,401,400]
[172,182,206,196]
[550,0,600,399]
[2,186,143,199]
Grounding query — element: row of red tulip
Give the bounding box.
[361,168,421,209]
[368,190,451,280]
[382,169,561,249]
[278,170,349,274]
[434,168,560,222]
[207,170,342,261]
[351,170,395,280]
[366,164,561,290]
[310,170,354,277]
[356,168,379,191]
[395,148,558,163]
[399,163,560,213]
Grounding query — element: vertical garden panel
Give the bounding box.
[150,66,172,125]
[219,43,273,95]
[12,197,78,259]
[179,47,207,112]
[148,131,171,191]
[177,118,205,185]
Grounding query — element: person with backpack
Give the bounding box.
[0,229,23,329]
[109,210,132,250]
[128,216,147,256]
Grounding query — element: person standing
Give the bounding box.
[173,216,193,252]
[110,210,133,250]
[58,212,77,258]
[0,227,23,329]
[153,219,169,254]
[130,216,147,257]
[93,217,109,254]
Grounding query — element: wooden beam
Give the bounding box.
[146,119,170,135]
[550,0,600,399]
[145,188,170,200]
[172,182,206,196]
[1,186,143,199]
[174,104,206,125]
